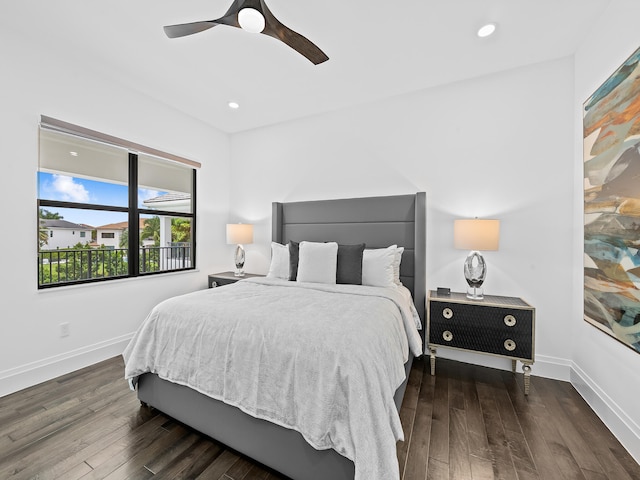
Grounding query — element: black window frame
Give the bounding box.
[38,120,198,289]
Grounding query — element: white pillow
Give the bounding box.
[266,242,290,280]
[362,245,397,287]
[296,241,338,284]
[393,246,404,286]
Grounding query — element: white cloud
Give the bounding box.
[52,174,90,203]
[138,188,162,201]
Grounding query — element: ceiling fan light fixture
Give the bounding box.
[238,8,266,33]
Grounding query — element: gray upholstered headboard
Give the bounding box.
[272,193,426,337]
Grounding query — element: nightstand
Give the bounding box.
[427,290,535,394]
[208,271,265,288]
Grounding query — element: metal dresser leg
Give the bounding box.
[522,363,532,395]
[429,347,437,376]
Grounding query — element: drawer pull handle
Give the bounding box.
[443,331,453,342]
[504,339,516,351]
[504,315,516,327]
[442,308,453,319]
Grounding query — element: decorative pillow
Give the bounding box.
[288,240,300,281]
[296,241,338,284]
[362,245,398,287]
[337,243,365,285]
[393,246,404,285]
[266,242,290,280]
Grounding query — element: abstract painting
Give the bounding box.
[583,45,640,354]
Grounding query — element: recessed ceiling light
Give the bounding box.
[228,101,240,110]
[477,23,496,38]
[70,151,78,156]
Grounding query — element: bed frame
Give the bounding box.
[136,192,426,480]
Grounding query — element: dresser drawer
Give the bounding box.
[428,298,534,361]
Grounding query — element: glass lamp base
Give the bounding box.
[466,286,484,300]
[234,244,245,277]
[464,250,486,300]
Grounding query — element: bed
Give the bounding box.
[123,192,426,480]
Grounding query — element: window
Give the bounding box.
[37,116,199,288]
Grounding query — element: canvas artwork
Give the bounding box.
[583,45,640,354]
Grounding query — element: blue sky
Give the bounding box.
[38,172,164,227]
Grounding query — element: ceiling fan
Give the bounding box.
[163,0,329,65]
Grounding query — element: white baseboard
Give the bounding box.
[530,354,572,381]
[0,333,134,398]
[571,362,640,464]
[434,349,572,381]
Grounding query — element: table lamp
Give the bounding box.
[454,218,500,299]
[226,223,254,276]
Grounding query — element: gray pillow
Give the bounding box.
[288,240,300,281]
[337,243,365,285]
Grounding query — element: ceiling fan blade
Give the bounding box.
[264,23,329,65]
[259,1,328,64]
[163,9,239,39]
[163,21,220,38]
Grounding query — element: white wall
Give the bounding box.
[230,57,576,382]
[0,28,232,396]
[572,0,640,462]
[43,227,92,250]
[97,229,122,249]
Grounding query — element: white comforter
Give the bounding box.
[123,277,423,480]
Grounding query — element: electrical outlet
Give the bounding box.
[60,322,70,338]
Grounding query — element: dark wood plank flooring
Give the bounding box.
[0,355,638,479]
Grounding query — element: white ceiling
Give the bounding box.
[6,0,611,133]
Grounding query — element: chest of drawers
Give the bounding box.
[427,291,535,394]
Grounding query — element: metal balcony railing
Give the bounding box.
[38,245,192,286]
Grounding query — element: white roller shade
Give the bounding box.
[39,128,128,185]
[138,153,193,194]
[40,115,200,169]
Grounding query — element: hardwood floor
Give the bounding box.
[1,355,638,480]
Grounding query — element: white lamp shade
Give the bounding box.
[226,223,254,245]
[454,219,500,251]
